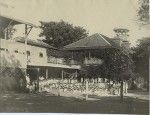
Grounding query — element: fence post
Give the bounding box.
[58,81,60,96]
[37,68,40,92]
[85,79,89,100]
[125,81,127,94]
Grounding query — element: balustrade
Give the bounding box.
[47,56,79,65]
[84,57,103,65]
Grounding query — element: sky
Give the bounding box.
[0,0,149,46]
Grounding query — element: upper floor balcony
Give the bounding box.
[47,56,79,65]
[46,56,103,67]
[84,57,103,65]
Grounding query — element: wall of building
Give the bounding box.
[0,39,81,69]
[0,39,27,68]
[0,39,27,92]
[0,39,48,67]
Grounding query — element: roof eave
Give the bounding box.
[0,14,38,28]
[63,46,117,51]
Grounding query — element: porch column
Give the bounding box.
[75,70,78,78]
[85,79,89,100]
[88,51,91,59]
[61,69,64,80]
[46,68,49,79]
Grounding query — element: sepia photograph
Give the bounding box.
[0,0,149,114]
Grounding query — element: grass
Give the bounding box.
[0,91,149,114]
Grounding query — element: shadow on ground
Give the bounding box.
[0,91,149,114]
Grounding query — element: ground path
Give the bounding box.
[0,90,149,114]
[126,90,149,100]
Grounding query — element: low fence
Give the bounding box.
[38,79,126,96]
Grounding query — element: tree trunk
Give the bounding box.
[120,80,123,102]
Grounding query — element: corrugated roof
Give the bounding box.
[63,33,120,50]
[15,37,56,49]
[0,14,38,28]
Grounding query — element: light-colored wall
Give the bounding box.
[26,44,47,66]
[1,39,26,68]
[0,39,47,67]
[0,39,81,69]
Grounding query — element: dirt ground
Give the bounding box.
[0,91,149,114]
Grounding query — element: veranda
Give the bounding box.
[35,56,128,98]
[38,72,128,98]
[28,33,129,98]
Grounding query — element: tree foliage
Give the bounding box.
[39,21,88,48]
[132,37,150,80]
[137,0,149,24]
[104,48,134,80]
[80,48,134,81]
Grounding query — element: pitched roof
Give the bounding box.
[0,14,38,28]
[15,37,56,49]
[63,33,120,50]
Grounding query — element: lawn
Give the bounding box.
[0,91,149,114]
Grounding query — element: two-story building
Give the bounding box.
[0,14,81,91]
[0,37,81,76]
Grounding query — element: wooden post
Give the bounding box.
[46,68,48,79]
[148,46,150,91]
[58,81,60,96]
[71,52,74,59]
[25,24,28,79]
[81,77,83,83]
[61,69,64,92]
[88,51,91,59]
[75,70,78,78]
[4,29,7,51]
[124,81,127,94]
[37,68,40,92]
[61,69,64,81]
[85,79,89,100]
[120,80,123,102]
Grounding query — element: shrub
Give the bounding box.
[0,54,26,92]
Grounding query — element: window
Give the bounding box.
[6,49,9,53]
[0,48,9,53]
[14,50,18,53]
[26,51,30,56]
[0,48,5,51]
[39,52,43,57]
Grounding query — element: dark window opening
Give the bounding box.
[14,50,18,53]
[27,51,30,56]
[39,52,43,57]
[6,49,9,53]
[0,48,5,51]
